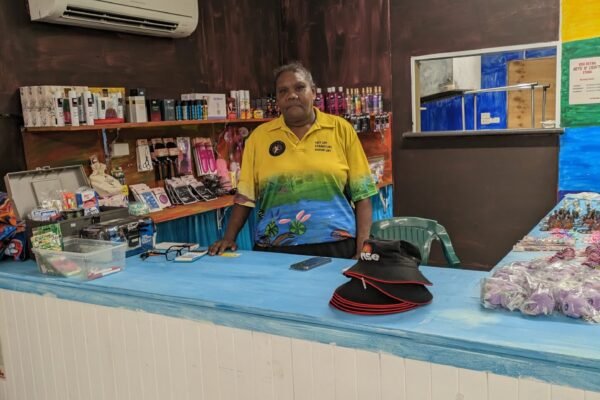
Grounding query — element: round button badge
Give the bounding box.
[269,140,286,156]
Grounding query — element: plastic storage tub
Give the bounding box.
[32,238,127,280]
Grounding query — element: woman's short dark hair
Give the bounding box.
[273,62,316,89]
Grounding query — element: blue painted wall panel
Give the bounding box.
[478,51,524,130]
[421,94,474,131]
[525,47,557,59]
[559,126,600,195]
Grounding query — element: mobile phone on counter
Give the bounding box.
[290,256,332,271]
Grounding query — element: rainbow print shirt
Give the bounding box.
[235,108,378,247]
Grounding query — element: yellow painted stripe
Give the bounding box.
[563,0,600,42]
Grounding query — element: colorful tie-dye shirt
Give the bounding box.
[234,108,378,247]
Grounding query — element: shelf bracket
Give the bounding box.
[101,128,110,166]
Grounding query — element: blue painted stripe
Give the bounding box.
[559,126,600,193]
[525,47,557,59]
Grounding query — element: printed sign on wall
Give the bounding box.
[569,57,600,105]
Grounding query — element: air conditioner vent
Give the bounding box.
[62,6,178,32]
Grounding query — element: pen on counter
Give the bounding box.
[87,266,122,280]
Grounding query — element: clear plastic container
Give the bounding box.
[32,238,126,280]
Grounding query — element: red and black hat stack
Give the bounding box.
[330,239,433,315]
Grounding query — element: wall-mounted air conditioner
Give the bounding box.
[28,0,198,38]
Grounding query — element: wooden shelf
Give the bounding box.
[150,195,235,224]
[25,118,274,133]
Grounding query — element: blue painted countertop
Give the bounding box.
[0,250,599,391]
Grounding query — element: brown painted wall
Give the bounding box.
[280,0,392,107]
[0,0,281,188]
[390,0,560,268]
[390,0,560,133]
[398,133,559,269]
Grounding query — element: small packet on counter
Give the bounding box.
[31,224,63,251]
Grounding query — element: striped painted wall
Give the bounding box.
[562,0,600,43]
[0,289,597,400]
[558,0,600,195]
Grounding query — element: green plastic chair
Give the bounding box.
[370,217,461,267]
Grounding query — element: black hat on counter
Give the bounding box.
[343,272,433,304]
[345,239,432,285]
[330,294,418,315]
[330,239,433,315]
[334,277,405,306]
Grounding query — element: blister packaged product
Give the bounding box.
[519,284,555,316]
[129,201,150,216]
[481,277,528,311]
[482,254,600,322]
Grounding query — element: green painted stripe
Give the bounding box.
[561,37,600,127]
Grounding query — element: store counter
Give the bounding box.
[0,247,598,399]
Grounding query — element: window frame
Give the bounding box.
[410,41,561,132]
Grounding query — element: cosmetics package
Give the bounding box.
[95,95,108,120]
[175,101,183,120]
[86,87,125,123]
[231,90,241,119]
[243,90,251,119]
[198,93,226,119]
[82,91,96,126]
[130,88,146,97]
[176,137,193,175]
[126,96,148,123]
[160,99,176,121]
[227,96,237,119]
[68,90,80,127]
[116,92,124,119]
[192,137,217,175]
[20,85,82,127]
[146,99,161,122]
[52,91,65,126]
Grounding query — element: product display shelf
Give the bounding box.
[24,118,274,133]
[149,194,235,224]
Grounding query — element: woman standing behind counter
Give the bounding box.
[209,62,377,259]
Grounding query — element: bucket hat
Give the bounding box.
[345,239,432,285]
